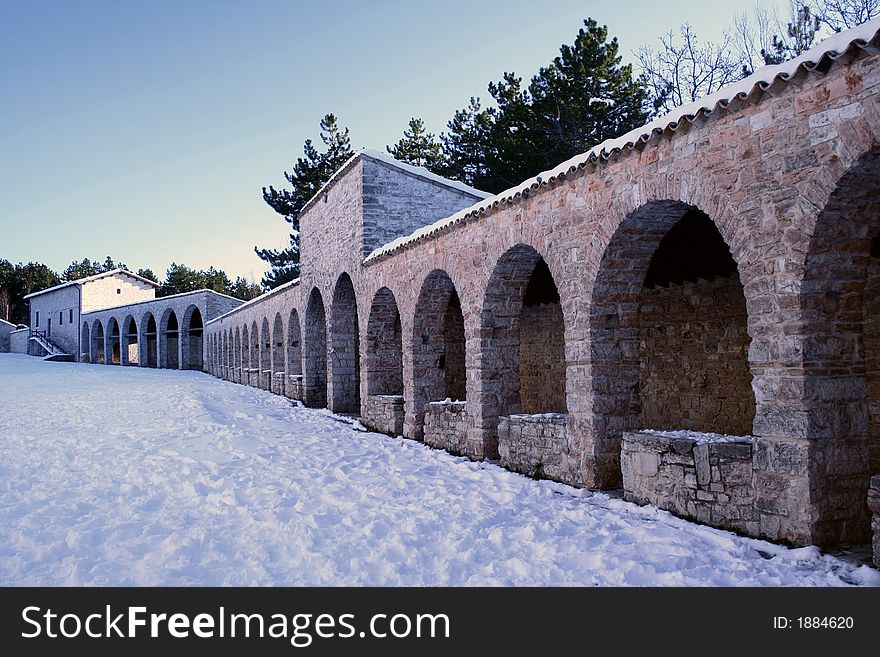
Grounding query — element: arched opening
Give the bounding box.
[91,320,105,365]
[367,287,403,396]
[223,331,230,379]
[106,318,121,365]
[142,313,158,368]
[250,320,259,375]
[160,310,180,369]
[590,202,754,487]
[288,309,303,376]
[234,327,242,382]
[242,324,250,375]
[121,315,138,366]
[260,317,271,389]
[304,287,328,407]
[798,149,880,547]
[182,305,204,371]
[272,313,284,392]
[81,322,90,362]
[329,273,361,414]
[364,287,404,435]
[480,245,567,463]
[410,270,466,440]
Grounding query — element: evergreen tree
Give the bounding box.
[202,266,232,294]
[63,256,128,281]
[387,118,446,170]
[440,97,495,190]
[158,263,205,297]
[0,260,61,325]
[762,4,821,64]
[485,19,650,190]
[228,276,263,301]
[136,268,159,284]
[257,113,354,289]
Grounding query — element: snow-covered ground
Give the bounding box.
[0,353,876,586]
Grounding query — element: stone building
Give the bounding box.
[201,22,880,565]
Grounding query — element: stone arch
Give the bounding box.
[260,317,271,388]
[121,315,138,366]
[288,309,303,376]
[479,244,567,456]
[159,309,180,369]
[106,317,121,365]
[409,269,466,440]
[250,320,259,373]
[81,321,90,362]
[796,148,880,546]
[181,305,204,371]
[304,287,328,407]
[366,287,403,396]
[141,312,158,368]
[223,330,230,379]
[91,319,105,364]
[589,200,754,487]
[234,327,242,381]
[329,273,361,414]
[272,313,284,390]
[241,324,250,373]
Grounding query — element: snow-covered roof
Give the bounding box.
[299,149,490,218]
[364,18,880,264]
[205,277,300,326]
[80,288,243,316]
[0,318,14,328]
[24,268,160,299]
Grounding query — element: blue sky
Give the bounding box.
[0,1,788,281]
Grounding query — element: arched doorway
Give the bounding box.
[329,273,360,413]
[182,305,204,370]
[409,269,466,441]
[106,318,121,365]
[260,317,271,389]
[91,320,105,365]
[589,201,754,488]
[272,313,284,393]
[121,315,138,366]
[160,310,180,369]
[304,288,328,407]
[364,287,404,434]
[142,313,158,368]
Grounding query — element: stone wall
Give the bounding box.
[423,401,468,454]
[622,430,758,535]
[10,328,28,354]
[498,414,569,480]
[865,257,880,473]
[362,394,405,436]
[519,304,566,414]
[639,275,754,435]
[0,319,13,352]
[286,374,304,400]
[28,284,81,356]
[869,474,880,567]
[81,273,155,313]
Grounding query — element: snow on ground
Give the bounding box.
[0,353,877,587]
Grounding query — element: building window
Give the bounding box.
[69,309,73,323]
[117,288,121,294]
[36,310,39,327]
[47,318,51,337]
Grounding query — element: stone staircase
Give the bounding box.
[29,332,74,362]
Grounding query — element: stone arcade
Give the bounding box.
[9,21,880,565]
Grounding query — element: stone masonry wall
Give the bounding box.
[362,394,405,436]
[869,475,880,567]
[638,275,754,436]
[423,401,469,454]
[519,303,566,413]
[622,431,758,535]
[864,256,880,473]
[498,414,569,480]
[0,319,13,352]
[10,328,28,354]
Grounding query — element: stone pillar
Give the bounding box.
[869,475,880,568]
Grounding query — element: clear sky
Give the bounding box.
[0,0,788,281]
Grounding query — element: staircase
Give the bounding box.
[29,330,75,362]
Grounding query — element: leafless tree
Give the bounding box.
[811,0,880,31]
[0,288,11,323]
[637,24,742,115]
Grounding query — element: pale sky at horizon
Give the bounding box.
[1,0,790,282]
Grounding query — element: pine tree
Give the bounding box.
[158,263,205,297]
[387,118,446,170]
[441,97,495,190]
[257,113,354,289]
[486,19,650,189]
[136,268,159,283]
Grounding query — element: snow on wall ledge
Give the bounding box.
[364,18,880,264]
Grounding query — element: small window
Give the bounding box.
[69,309,73,323]
[47,318,51,337]
[36,310,40,327]
[117,288,121,294]
[59,311,63,325]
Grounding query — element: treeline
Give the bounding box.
[256,1,878,289]
[0,257,262,326]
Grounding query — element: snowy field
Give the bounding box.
[0,353,877,587]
